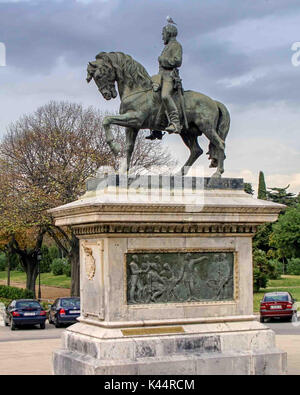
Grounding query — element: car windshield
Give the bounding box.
[16,301,41,309]
[264,294,289,302]
[61,298,80,308]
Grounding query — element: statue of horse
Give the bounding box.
[86,51,230,177]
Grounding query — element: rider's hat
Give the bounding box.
[163,23,178,37]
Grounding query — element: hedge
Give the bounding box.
[0,285,34,300]
[51,258,69,276]
[287,258,300,275]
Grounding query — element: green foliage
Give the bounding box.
[244,182,254,195]
[253,223,273,253]
[0,285,34,300]
[287,258,300,275]
[63,262,71,277]
[268,259,284,277]
[51,258,69,276]
[270,204,300,259]
[253,249,269,292]
[9,253,21,271]
[0,252,21,271]
[267,185,298,207]
[48,245,60,261]
[258,171,267,200]
[0,298,10,307]
[15,262,25,272]
[252,249,280,291]
[40,245,51,273]
[0,253,7,271]
[253,268,268,293]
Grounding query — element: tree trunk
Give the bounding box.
[70,233,80,297]
[7,256,10,286]
[23,257,39,298]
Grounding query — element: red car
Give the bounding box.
[260,291,297,323]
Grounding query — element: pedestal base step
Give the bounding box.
[53,348,286,375]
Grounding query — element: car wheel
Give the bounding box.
[260,316,264,323]
[40,322,46,329]
[11,320,16,331]
[291,313,298,323]
[55,317,60,328]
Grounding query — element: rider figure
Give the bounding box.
[146,23,183,140]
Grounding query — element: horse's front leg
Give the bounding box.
[125,127,138,172]
[103,112,142,156]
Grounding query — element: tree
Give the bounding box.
[258,171,267,200]
[0,101,175,296]
[270,204,300,260]
[267,185,298,207]
[244,182,254,195]
[253,249,278,292]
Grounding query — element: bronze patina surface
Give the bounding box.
[126,251,234,305]
[87,22,230,177]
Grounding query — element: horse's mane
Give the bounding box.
[96,52,152,89]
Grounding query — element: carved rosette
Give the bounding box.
[82,243,96,280]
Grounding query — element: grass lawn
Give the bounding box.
[254,275,300,312]
[0,271,70,289]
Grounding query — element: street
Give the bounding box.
[264,318,300,335]
[0,321,64,343]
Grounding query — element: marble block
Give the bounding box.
[49,175,286,375]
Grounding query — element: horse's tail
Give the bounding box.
[215,101,230,141]
[207,101,230,167]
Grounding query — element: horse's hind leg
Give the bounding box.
[211,148,225,178]
[179,131,203,176]
[204,127,226,178]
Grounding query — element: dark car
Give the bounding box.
[5,299,47,330]
[260,291,297,322]
[48,297,80,328]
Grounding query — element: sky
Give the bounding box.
[0,0,299,194]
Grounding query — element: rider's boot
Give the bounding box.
[165,110,182,134]
[145,130,164,140]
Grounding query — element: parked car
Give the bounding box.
[260,291,297,322]
[48,297,80,328]
[5,299,47,330]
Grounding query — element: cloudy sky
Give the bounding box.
[0,0,299,193]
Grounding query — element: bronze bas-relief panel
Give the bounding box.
[126,251,235,305]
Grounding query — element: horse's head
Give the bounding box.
[86,59,118,101]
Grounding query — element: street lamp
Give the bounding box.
[37,249,42,300]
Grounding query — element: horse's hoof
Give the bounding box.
[211,172,222,179]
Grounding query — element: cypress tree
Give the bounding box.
[258,171,267,200]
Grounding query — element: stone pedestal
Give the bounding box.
[50,175,287,375]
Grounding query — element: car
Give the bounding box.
[260,291,297,323]
[5,299,47,330]
[48,297,80,328]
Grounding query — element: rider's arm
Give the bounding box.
[159,42,182,69]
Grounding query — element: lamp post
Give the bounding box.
[37,249,42,300]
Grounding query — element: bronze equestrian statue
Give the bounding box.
[86,21,230,177]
